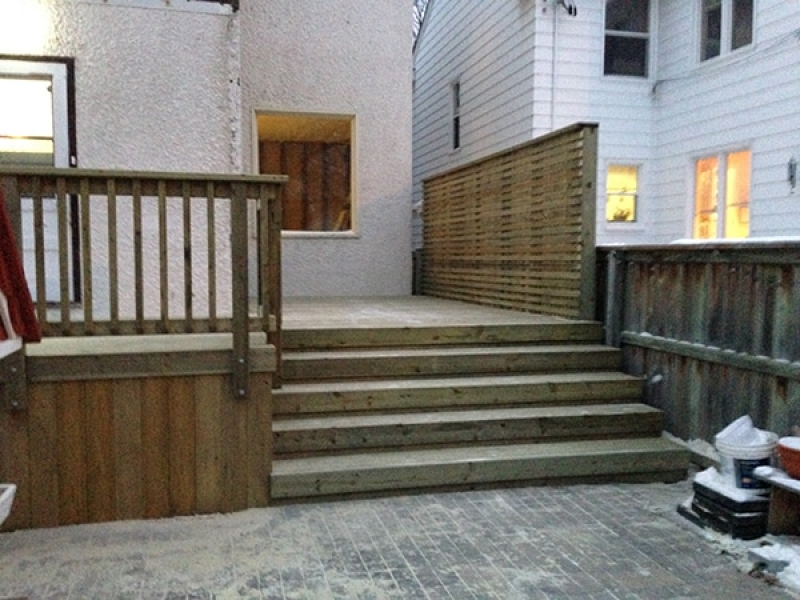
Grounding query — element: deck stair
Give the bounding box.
[271,308,689,501]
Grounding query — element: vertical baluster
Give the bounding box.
[206,181,217,332]
[107,178,119,333]
[183,181,193,332]
[268,182,283,387]
[80,177,93,333]
[57,177,70,334]
[158,180,168,333]
[133,179,144,334]
[258,184,271,325]
[31,177,47,328]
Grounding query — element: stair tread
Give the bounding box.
[273,402,660,431]
[285,344,616,360]
[272,437,686,475]
[274,371,640,395]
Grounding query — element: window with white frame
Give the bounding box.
[605,165,638,222]
[700,0,753,61]
[451,80,461,150]
[693,150,751,239]
[604,0,650,77]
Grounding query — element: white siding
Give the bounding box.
[653,0,800,241]
[412,0,538,248]
[413,0,658,247]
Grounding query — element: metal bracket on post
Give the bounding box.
[0,344,27,411]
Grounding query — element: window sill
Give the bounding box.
[83,0,234,15]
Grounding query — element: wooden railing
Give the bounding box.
[597,242,800,443]
[420,123,598,320]
[0,167,286,393]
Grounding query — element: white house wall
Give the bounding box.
[0,0,412,304]
[412,0,538,248]
[413,0,656,247]
[240,1,412,297]
[653,0,800,241]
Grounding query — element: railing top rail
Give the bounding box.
[0,166,288,186]
[598,241,800,264]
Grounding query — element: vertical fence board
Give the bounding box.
[27,383,59,528]
[141,378,169,518]
[57,381,87,525]
[113,379,143,520]
[195,374,223,514]
[0,409,30,531]
[85,380,116,522]
[247,373,271,507]
[168,376,196,516]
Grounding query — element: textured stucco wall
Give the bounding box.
[240,0,413,296]
[1,0,413,304]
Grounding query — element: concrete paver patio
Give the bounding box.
[0,479,792,599]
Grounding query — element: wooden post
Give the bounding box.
[230,182,249,399]
[268,184,283,388]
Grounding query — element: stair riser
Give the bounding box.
[271,450,688,499]
[274,413,664,456]
[274,378,644,416]
[284,350,622,382]
[284,323,604,351]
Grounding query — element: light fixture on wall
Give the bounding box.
[789,156,797,193]
[558,0,578,17]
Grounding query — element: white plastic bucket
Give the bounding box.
[716,433,778,490]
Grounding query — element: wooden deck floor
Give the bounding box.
[282,296,586,330]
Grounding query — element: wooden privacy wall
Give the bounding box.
[421,123,598,319]
[0,338,273,530]
[259,141,350,231]
[598,243,800,443]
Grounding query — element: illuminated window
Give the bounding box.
[604,0,650,77]
[257,113,352,232]
[605,165,638,222]
[693,150,750,239]
[701,0,753,61]
[0,77,54,165]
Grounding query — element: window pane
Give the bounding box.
[606,165,638,222]
[732,0,753,50]
[694,156,718,239]
[605,0,649,33]
[725,150,750,238]
[257,113,352,232]
[0,77,54,165]
[604,36,648,76]
[701,0,722,60]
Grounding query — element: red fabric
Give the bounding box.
[0,189,42,342]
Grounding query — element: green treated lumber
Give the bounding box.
[273,372,644,415]
[273,403,664,455]
[283,345,621,381]
[270,437,689,498]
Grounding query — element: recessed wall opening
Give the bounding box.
[256,112,353,232]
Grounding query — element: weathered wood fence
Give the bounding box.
[420,123,598,320]
[598,242,800,443]
[0,167,286,530]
